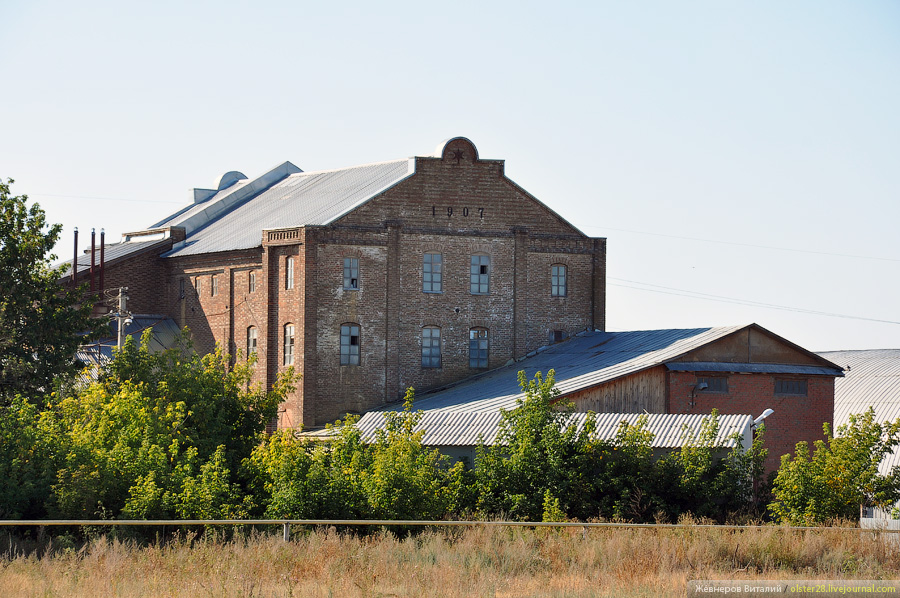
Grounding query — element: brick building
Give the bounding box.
[383,325,844,471]
[66,137,607,428]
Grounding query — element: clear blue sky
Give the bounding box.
[1,1,897,351]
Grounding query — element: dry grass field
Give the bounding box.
[1,523,898,597]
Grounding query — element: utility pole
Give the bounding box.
[114,287,131,350]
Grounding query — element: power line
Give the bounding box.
[608,277,900,325]
[582,224,900,263]
[30,193,183,205]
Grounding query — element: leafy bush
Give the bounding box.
[770,408,900,524]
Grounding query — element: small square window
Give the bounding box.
[775,379,807,396]
[697,376,728,393]
[344,257,359,290]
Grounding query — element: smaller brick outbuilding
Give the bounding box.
[381,324,844,471]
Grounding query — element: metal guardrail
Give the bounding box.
[1,519,896,542]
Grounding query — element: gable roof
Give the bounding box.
[159,159,415,258]
[383,325,844,414]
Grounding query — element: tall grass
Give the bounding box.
[1,523,898,598]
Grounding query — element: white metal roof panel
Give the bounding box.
[353,410,752,449]
[820,349,900,475]
[162,159,414,258]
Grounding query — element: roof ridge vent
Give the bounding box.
[218,171,248,190]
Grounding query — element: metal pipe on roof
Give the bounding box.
[99,228,105,291]
[72,227,78,284]
[90,228,95,293]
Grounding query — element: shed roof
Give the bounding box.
[820,349,900,475]
[56,237,169,278]
[351,411,752,449]
[388,325,842,413]
[159,159,414,258]
[76,315,181,383]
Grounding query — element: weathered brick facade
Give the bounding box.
[86,138,607,428]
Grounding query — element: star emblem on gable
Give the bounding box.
[450,148,465,164]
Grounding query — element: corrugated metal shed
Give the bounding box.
[820,349,900,475]
[382,327,750,413]
[352,411,753,450]
[161,159,414,258]
[77,315,182,383]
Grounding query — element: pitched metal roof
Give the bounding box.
[382,327,750,413]
[160,159,414,258]
[820,349,900,475]
[56,238,168,278]
[353,410,752,450]
[76,316,182,383]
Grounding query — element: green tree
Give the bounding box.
[48,331,295,519]
[474,370,597,521]
[769,408,900,525]
[0,178,104,403]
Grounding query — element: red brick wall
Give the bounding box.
[666,370,835,472]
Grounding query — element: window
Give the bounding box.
[179,278,186,300]
[211,275,219,297]
[697,376,728,393]
[247,326,258,356]
[283,324,295,365]
[549,330,566,344]
[470,255,490,294]
[343,257,359,290]
[775,379,807,396]
[422,327,441,368]
[340,324,360,365]
[195,276,202,297]
[469,328,489,369]
[285,258,294,290]
[423,252,442,293]
[551,264,567,297]
[249,271,257,293]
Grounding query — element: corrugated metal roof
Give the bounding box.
[352,410,752,449]
[820,349,900,475]
[666,362,843,376]
[383,327,748,413]
[56,238,167,277]
[76,316,182,383]
[161,159,414,258]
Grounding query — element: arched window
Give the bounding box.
[283,323,295,366]
[423,252,442,293]
[470,254,490,294]
[340,323,360,366]
[469,328,488,369]
[551,264,567,297]
[422,327,441,368]
[247,326,258,357]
